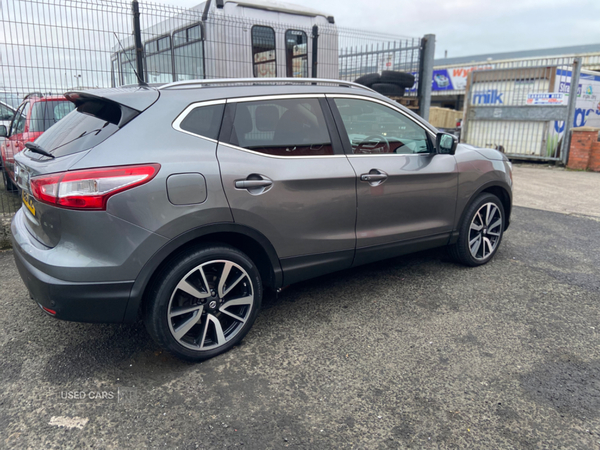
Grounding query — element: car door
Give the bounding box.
[327,95,458,266]
[3,101,29,179]
[0,102,15,151]
[216,95,357,285]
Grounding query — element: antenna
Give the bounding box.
[113,32,148,87]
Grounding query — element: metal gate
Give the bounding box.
[462,58,582,163]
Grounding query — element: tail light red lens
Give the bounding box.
[30,164,160,210]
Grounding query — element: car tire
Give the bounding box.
[371,83,406,97]
[354,73,381,87]
[143,244,262,362]
[448,193,505,267]
[2,167,17,193]
[379,71,416,88]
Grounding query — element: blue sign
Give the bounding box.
[472,89,504,105]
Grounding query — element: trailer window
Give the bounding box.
[252,26,276,78]
[111,57,120,87]
[174,25,204,81]
[145,36,173,83]
[120,48,137,85]
[285,30,308,78]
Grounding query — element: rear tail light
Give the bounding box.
[30,164,160,210]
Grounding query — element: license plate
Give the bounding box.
[22,190,36,216]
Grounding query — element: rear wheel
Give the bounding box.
[449,193,505,266]
[144,244,262,361]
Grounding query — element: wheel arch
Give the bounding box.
[123,223,283,322]
[451,181,512,245]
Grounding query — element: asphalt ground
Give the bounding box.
[1,168,600,449]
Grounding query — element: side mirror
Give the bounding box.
[436,132,457,155]
[0,125,7,138]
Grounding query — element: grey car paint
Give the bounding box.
[347,152,458,247]
[11,81,512,324]
[217,145,357,259]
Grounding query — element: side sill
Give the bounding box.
[280,249,354,286]
[353,233,451,267]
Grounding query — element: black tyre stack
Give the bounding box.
[354,71,415,97]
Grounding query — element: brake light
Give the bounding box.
[30,164,160,210]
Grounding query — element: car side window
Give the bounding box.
[178,104,225,140]
[227,98,334,157]
[0,103,14,121]
[333,98,431,155]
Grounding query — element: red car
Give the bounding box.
[1,94,74,191]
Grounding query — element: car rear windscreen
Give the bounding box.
[34,102,121,158]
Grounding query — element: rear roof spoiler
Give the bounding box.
[64,85,159,112]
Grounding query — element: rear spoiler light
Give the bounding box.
[30,164,160,210]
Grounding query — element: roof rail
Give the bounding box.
[159,78,375,93]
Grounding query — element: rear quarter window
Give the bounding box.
[176,103,225,140]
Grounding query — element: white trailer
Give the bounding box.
[111,0,338,86]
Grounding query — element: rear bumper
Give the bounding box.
[13,245,133,322]
[10,209,136,323]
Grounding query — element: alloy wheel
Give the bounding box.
[167,259,254,351]
[468,202,503,261]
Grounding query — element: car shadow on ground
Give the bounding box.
[20,246,455,386]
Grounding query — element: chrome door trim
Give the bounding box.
[218,142,347,160]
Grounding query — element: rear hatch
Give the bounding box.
[14,86,159,248]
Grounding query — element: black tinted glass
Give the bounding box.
[34,107,119,158]
[229,98,333,156]
[179,104,224,140]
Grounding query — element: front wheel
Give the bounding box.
[144,244,262,361]
[449,193,505,266]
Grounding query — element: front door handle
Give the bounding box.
[360,169,388,186]
[234,174,273,195]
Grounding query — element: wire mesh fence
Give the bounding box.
[0,0,426,217]
[461,58,584,161]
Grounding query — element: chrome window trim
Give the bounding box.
[172,99,226,142]
[218,142,346,160]
[347,153,434,158]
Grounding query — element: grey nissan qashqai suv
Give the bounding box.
[11,79,512,361]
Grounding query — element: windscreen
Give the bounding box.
[33,100,122,158]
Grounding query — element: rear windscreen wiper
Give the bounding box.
[25,142,55,159]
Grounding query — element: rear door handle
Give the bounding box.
[234,175,273,195]
[360,174,387,182]
[360,169,388,186]
[235,179,273,189]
